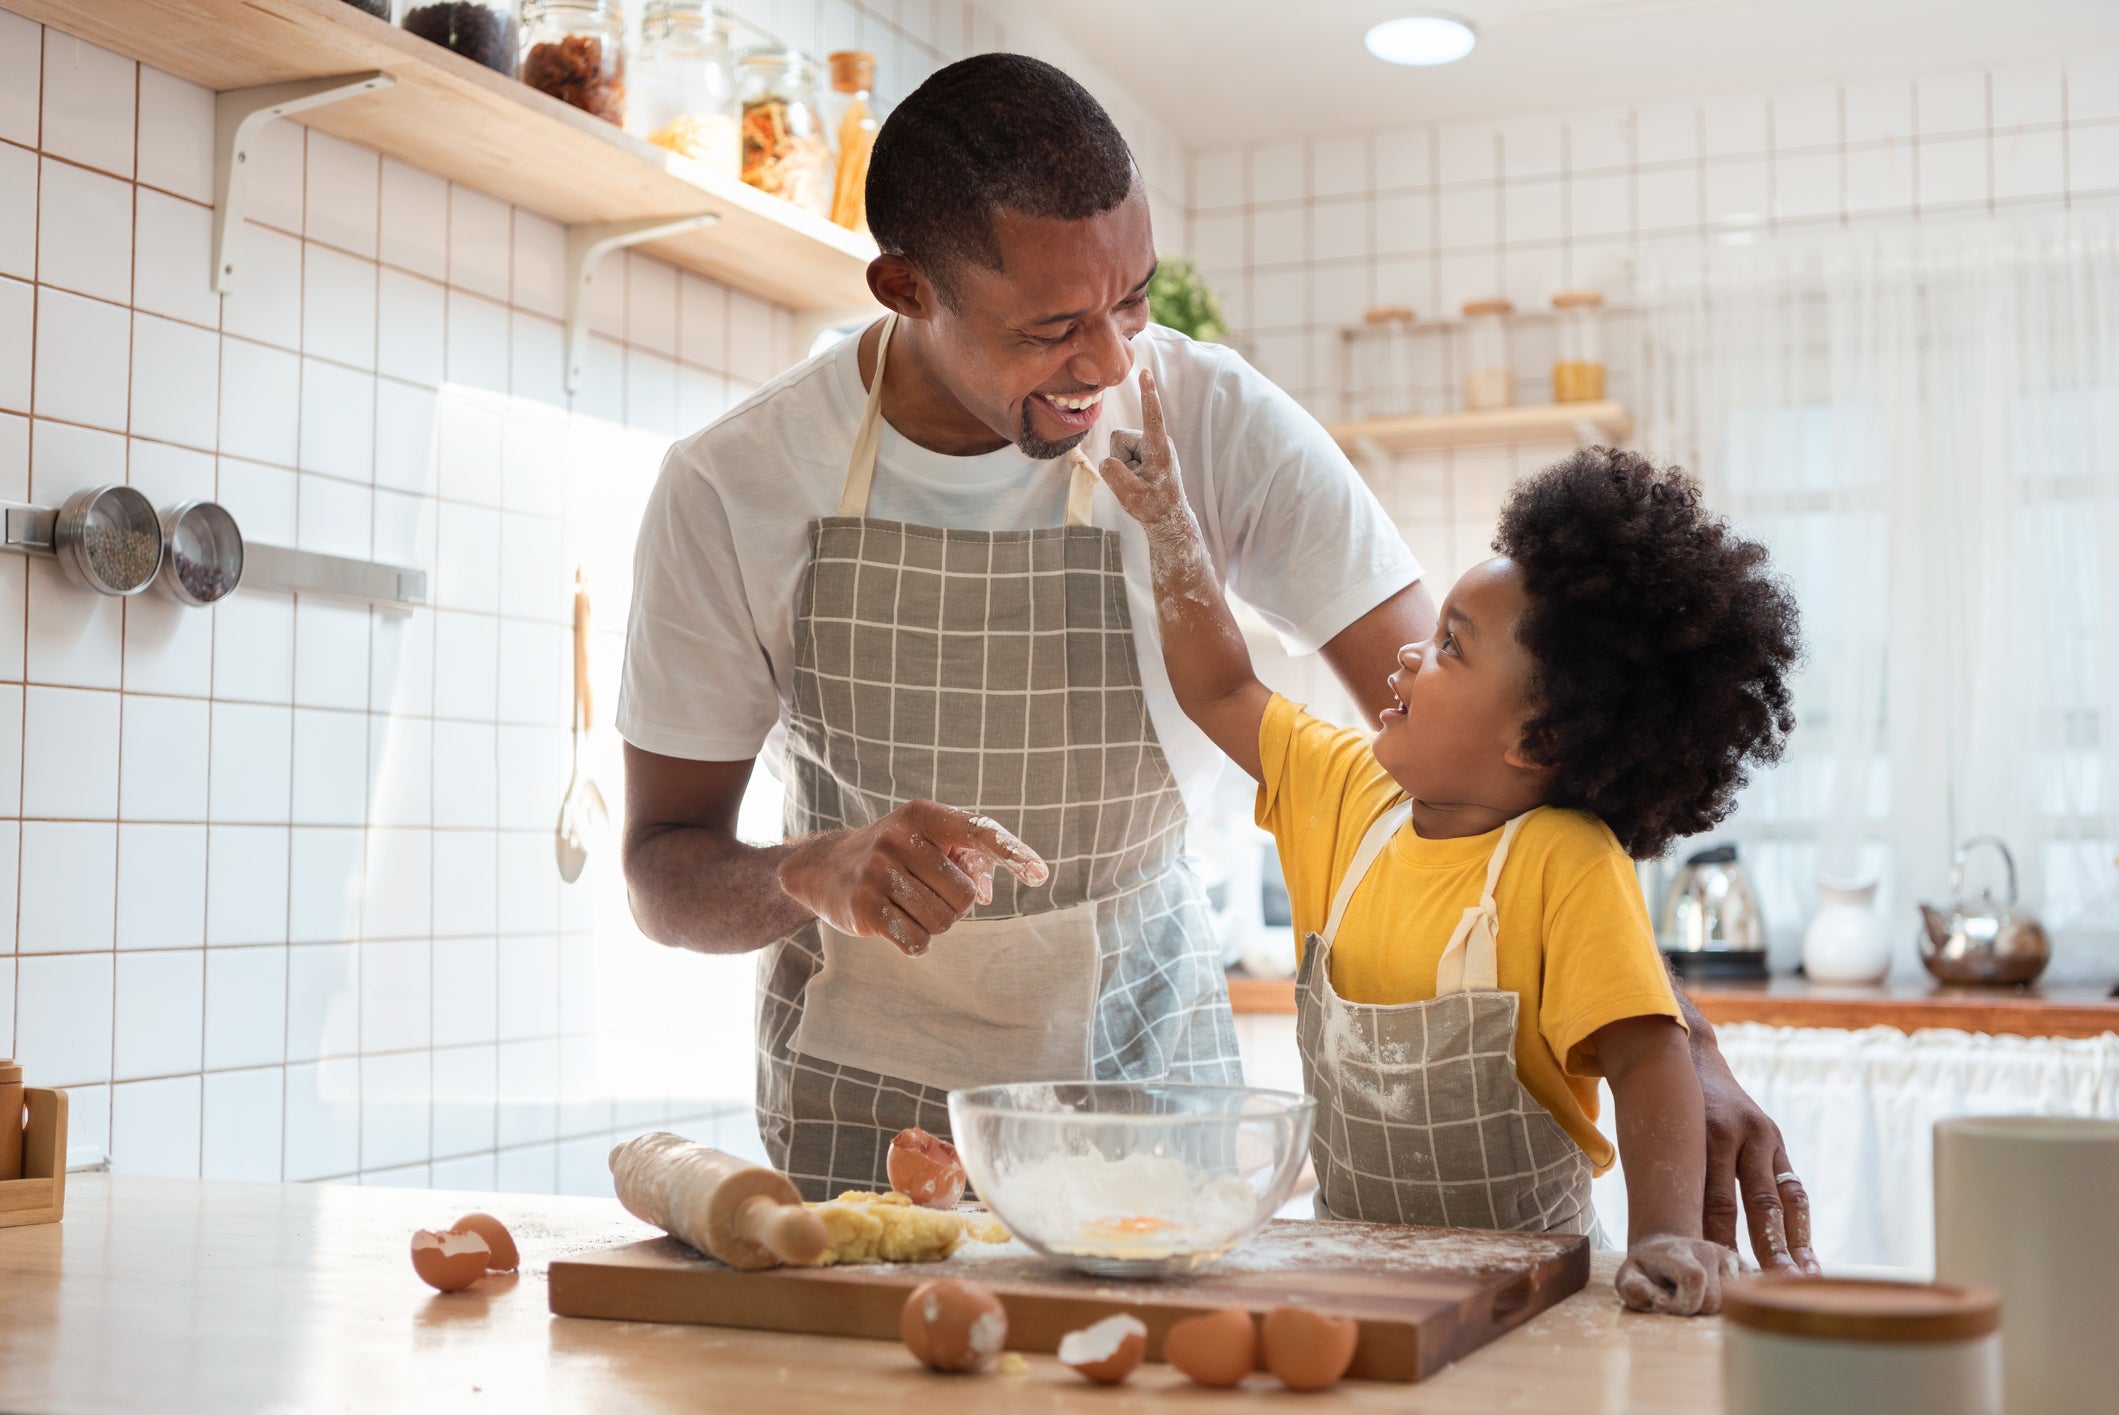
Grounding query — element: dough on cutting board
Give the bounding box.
[801,1190,976,1265]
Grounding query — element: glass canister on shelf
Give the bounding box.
[399,0,517,75]
[1552,289,1607,403]
[1459,298,1515,411]
[824,50,879,235]
[1343,306,1417,420]
[521,0,627,125]
[737,47,836,218]
[627,0,738,176]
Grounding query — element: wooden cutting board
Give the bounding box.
[548,1219,1589,1382]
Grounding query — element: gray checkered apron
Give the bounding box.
[1295,804,1596,1235]
[754,315,1241,1200]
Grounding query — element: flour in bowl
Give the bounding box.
[990,1152,1260,1259]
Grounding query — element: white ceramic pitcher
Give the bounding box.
[1802,877,1890,983]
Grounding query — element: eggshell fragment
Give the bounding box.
[1262,1305,1360,1392]
[1057,1314,1147,1385]
[449,1212,519,1272]
[900,1278,1008,1373]
[1166,1305,1258,1388]
[887,1127,968,1209]
[410,1228,492,1293]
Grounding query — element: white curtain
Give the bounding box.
[1638,217,2119,979]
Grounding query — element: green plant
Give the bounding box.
[1148,257,1229,344]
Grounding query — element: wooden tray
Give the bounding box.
[0,1089,69,1229]
[549,1218,1589,1382]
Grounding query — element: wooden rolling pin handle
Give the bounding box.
[734,1194,827,1266]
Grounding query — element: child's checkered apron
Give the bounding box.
[754,315,1241,1199]
[1295,804,1595,1234]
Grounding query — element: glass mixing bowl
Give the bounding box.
[948,1082,1315,1277]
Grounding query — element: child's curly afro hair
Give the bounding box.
[1493,446,1801,860]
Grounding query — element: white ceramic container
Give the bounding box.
[1802,876,1890,983]
[1722,1276,2001,1415]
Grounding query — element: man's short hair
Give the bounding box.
[866,53,1137,307]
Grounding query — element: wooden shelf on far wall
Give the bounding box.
[1326,401,1634,458]
[15,0,879,313]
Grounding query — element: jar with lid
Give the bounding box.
[521,0,626,125]
[627,0,738,175]
[1342,307,1417,419]
[1551,289,1606,403]
[400,0,516,75]
[1458,299,1515,411]
[737,47,836,218]
[1722,1276,2001,1415]
[824,51,878,235]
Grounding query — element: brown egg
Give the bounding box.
[449,1212,519,1272]
[888,1127,968,1209]
[900,1278,1008,1372]
[1262,1305,1360,1392]
[410,1228,492,1292]
[1057,1314,1147,1385]
[1166,1305,1258,1388]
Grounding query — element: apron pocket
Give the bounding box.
[791,901,1101,1094]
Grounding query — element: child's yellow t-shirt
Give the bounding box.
[1255,694,1681,1172]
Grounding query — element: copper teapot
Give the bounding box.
[1917,836,2050,986]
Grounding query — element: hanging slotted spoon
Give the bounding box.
[556,567,608,883]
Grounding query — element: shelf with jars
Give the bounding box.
[1328,291,1632,457]
[11,0,880,314]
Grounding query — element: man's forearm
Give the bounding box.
[623,824,818,955]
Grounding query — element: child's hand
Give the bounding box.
[1095,370,1190,532]
[1615,1234,1740,1316]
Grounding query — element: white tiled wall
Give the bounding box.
[1187,52,2119,610]
[2,0,1199,1192]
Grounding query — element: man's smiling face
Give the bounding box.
[921,184,1157,460]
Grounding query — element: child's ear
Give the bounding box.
[1502,740,1552,779]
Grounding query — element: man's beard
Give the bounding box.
[1014,400,1092,462]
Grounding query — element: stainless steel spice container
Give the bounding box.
[55,485,165,596]
[158,500,245,606]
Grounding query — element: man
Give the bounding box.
[617,53,1816,1272]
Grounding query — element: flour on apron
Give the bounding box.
[1295,804,1595,1235]
[753,315,1241,1199]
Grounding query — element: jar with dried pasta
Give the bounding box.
[628,0,738,176]
[737,47,835,218]
[521,0,626,125]
[1551,289,1606,403]
[1459,299,1515,411]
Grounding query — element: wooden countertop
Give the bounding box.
[0,1175,1725,1413]
[1228,970,2119,1038]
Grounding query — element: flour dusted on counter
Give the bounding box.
[994,1152,1258,1258]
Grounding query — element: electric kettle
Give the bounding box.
[1658,844,1769,981]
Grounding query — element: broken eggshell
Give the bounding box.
[410,1228,492,1293]
[887,1127,968,1209]
[1262,1305,1360,1392]
[1165,1305,1259,1388]
[900,1278,1008,1373]
[449,1212,519,1272]
[1057,1313,1148,1385]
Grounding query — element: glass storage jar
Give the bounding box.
[824,50,878,235]
[1342,306,1417,420]
[737,47,836,218]
[1459,298,1515,411]
[628,0,738,175]
[521,0,627,125]
[399,0,516,75]
[1551,289,1606,402]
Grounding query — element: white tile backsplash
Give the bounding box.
[116,823,207,951]
[0,9,40,148]
[135,66,212,204]
[34,286,131,431]
[19,820,115,953]
[203,944,286,1070]
[130,312,220,450]
[18,950,114,1085]
[37,155,133,304]
[0,145,31,281]
[305,132,380,260]
[205,823,289,947]
[24,683,119,818]
[116,692,209,821]
[113,948,204,1079]
[40,32,134,178]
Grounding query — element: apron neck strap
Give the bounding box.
[1434,811,1530,994]
[1319,801,1413,944]
[837,312,1099,527]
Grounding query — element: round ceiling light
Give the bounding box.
[1364,13,1478,66]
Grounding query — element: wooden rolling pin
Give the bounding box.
[608,1133,827,1271]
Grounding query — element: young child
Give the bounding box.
[1097,372,1800,1316]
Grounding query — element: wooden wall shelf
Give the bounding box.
[16,0,880,314]
[1226,970,2119,1039]
[1326,401,1634,457]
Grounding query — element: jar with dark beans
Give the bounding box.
[172,550,237,603]
[401,0,517,75]
[338,0,392,18]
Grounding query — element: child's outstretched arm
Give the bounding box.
[1093,370,1272,782]
[1594,1014,1740,1316]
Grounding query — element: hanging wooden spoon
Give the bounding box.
[556,568,608,883]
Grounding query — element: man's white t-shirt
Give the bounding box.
[615,322,1422,817]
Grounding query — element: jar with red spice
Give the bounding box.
[736,47,835,217]
[521,0,627,125]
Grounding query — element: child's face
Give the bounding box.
[1371,556,1546,810]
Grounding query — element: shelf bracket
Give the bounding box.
[213,71,395,294]
[564,215,720,394]
[242,543,427,613]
